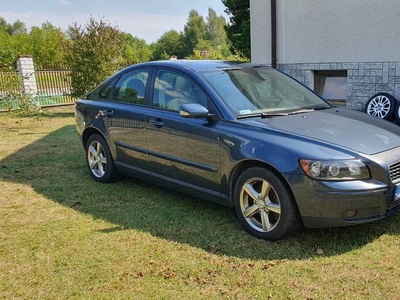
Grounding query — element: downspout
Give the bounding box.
[271,0,277,68]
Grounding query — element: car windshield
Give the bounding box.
[201,67,331,118]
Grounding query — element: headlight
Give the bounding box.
[299,159,370,181]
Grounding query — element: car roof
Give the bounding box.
[123,60,269,73]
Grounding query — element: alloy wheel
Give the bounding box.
[87,140,107,178]
[239,177,282,233]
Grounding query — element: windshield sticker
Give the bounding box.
[239,109,252,115]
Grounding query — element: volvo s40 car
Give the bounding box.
[75,60,400,240]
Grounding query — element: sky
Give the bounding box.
[0,0,229,43]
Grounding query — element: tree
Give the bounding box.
[29,22,67,68]
[182,10,207,57]
[65,17,124,97]
[151,29,184,60]
[0,17,30,70]
[9,20,27,35]
[0,17,68,70]
[0,32,18,69]
[187,48,249,62]
[222,0,250,59]
[151,8,238,61]
[0,17,27,35]
[0,17,8,33]
[122,33,152,65]
[206,8,228,48]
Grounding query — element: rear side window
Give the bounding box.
[113,69,150,104]
[86,79,116,100]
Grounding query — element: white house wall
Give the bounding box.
[251,0,400,64]
[250,0,400,110]
[250,0,271,64]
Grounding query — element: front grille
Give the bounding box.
[389,161,400,181]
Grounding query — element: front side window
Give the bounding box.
[113,69,149,104]
[201,67,330,117]
[153,69,208,111]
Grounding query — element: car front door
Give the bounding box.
[145,69,222,196]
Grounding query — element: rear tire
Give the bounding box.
[85,134,120,183]
[234,167,300,240]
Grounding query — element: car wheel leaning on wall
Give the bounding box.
[394,101,400,124]
[365,92,397,121]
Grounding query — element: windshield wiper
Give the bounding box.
[285,108,316,115]
[261,112,290,118]
[237,105,331,120]
[237,112,289,119]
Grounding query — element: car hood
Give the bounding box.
[245,108,400,155]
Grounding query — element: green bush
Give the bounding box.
[0,92,45,116]
[65,17,124,97]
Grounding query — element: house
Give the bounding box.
[250,0,400,115]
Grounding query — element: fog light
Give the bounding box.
[345,209,357,218]
[395,185,400,201]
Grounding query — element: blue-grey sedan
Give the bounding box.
[75,60,400,240]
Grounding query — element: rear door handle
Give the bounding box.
[149,118,164,127]
[99,109,113,117]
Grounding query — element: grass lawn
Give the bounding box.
[1,106,400,299]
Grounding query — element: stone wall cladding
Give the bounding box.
[277,62,400,111]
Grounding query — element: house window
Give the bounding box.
[314,71,347,106]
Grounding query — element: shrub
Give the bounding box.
[65,17,124,98]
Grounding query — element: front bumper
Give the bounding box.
[288,175,400,228]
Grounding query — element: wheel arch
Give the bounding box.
[81,127,118,160]
[82,127,104,149]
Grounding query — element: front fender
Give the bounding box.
[219,122,358,181]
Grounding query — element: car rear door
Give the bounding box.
[145,69,222,195]
[101,68,151,174]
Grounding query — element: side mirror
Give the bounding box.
[179,103,211,119]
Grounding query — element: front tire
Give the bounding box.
[86,134,120,183]
[234,167,300,240]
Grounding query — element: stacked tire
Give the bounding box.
[365,92,400,123]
